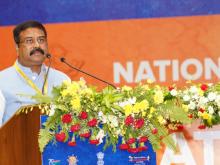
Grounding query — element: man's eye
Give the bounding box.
[38,38,45,43]
[25,39,33,44]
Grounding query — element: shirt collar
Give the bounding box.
[15,60,46,74]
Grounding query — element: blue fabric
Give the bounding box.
[41,116,156,165]
[0,0,220,26]
[0,60,70,124]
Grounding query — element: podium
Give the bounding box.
[0,108,41,165]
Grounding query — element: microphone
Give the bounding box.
[42,53,52,94]
[60,57,116,89]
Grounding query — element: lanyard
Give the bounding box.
[14,63,48,95]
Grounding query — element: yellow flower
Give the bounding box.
[62,80,71,86]
[122,85,132,92]
[150,107,156,114]
[201,112,211,120]
[157,115,166,124]
[142,111,147,117]
[142,84,149,90]
[154,90,164,104]
[182,104,189,112]
[198,89,204,96]
[81,88,93,96]
[61,89,69,97]
[124,104,133,116]
[70,97,81,110]
[133,100,149,114]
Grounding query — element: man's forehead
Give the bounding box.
[19,28,46,37]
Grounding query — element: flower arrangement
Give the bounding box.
[19,79,220,154]
[24,79,194,153]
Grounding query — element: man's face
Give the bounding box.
[17,27,48,67]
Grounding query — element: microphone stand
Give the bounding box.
[42,54,52,95]
[60,57,116,89]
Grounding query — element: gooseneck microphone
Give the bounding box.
[42,53,52,94]
[60,57,116,89]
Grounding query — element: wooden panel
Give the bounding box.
[0,108,41,165]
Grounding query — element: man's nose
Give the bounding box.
[33,39,40,47]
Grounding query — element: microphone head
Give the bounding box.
[46,53,51,58]
[60,57,65,62]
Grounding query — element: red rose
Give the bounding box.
[198,124,206,129]
[138,146,148,152]
[79,132,91,138]
[128,147,139,154]
[87,118,98,127]
[125,115,134,126]
[119,144,129,150]
[168,86,174,91]
[68,141,76,146]
[200,84,208,91]
[188,114,193,118]
[152,128,158,134]
[70,124,81,132]
[89,139,99,145]
[134,118,144,129]
[199,108,205,113]
[79,111,88,120]
[177,125,184,130]
[55,132,66,142]
[62,113,72,124]
[139,136,148,143]
[126,138,136,144]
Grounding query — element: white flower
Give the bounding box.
[128,97,136,104]
[118,97,136,107]
[107,115,118,127]
[170,89,177,96]
[188,101,196,110]
[192,94,199,100]
[208,106,214,114]
[190,86,198,93]
[49,105,56,116]
[96,129,105,144]
[208,92,217,101]
[215,95,220,107]
[98,111,103,117]
[198,97,208,106]
[183,95,190,102]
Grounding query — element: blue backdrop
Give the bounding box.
[1,0,220,26]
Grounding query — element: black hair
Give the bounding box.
[13,20,47,45]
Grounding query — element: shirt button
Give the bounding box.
[32,76,37,80]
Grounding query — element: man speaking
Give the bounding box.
[0,20,70,126]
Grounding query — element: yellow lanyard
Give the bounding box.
[14,63,48,95]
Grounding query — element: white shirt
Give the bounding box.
[0,90,5,127]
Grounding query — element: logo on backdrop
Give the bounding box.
[97,152,104,165]
[128,155,150,164]
[67,155,78,165]
[48,159,61,165]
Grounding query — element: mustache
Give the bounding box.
[30,48,45,56]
